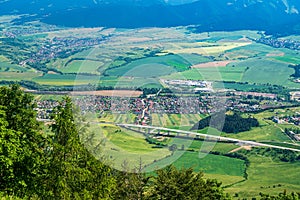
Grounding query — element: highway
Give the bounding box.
[117,123,300,153]
[37,118,300,152]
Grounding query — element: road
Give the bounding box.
[117,123,300,152]
[37,119,300,152]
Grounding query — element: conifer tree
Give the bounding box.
[44,97,116,199]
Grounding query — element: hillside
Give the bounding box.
[1,0,300,35]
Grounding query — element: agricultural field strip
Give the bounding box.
[118,124,300,152]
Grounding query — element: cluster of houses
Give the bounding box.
[256,37,300,50]
[3,24,58,38]
[35,90,292,125]
[35,99,60,120]
[20,36,106,65]
[272,114,300,126]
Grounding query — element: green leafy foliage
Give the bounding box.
[149,165,231,200]
[260,191,300,200]
[0,85,45,197]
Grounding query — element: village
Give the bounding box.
[20,36,107,66]
[256,36,300,50]
[35,89,297,126]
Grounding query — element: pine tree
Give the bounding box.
[44,97,116,199]
[115,159,149,200]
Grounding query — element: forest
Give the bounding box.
[0,84,298,200]
[191,113,259,133]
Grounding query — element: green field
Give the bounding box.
[32,73,162,88]
[188,140,238,154]
[105,54,191,78]
[163,65,246,82]
[164,57,298,88]
[33,73,100,85]
[0,71,42,81]
[151,114,204,128]
[0,61,27,72]
[222,125,291,142]
[72,106,300,198]
[91,124,171,171]
[274,55,300,65]
[98,113,136,124]
[225,43,276,57]
[177,53,212,65]
[145,151,245,177]
[34,94,65,101]
[61,59,104,74]
[107,63,176,77]
[237,58,294,85]
[213,81,271,91]
[227,155,300,198]
[84,122,300,197]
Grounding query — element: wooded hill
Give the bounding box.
[191,113,259,133]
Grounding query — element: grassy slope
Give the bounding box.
[105,54,191,78]
[226,155,300,198]
[145,151,245,177]
[61,60,104,74]
[90,124,171,171]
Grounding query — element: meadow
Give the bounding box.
[90,124,172,171]
[104,54,191,78]
[0,71,42,81]
[0,61,27,72]
[144,151,246,177]
[237,58,294,86]
[61,59,104,74]
[227,155,300,198]
[98,113,136,124]
[163,66,246,82]
[32,73,162,89]
[273,54,300,64]
[150,114,205,128]
[33,74,100,86]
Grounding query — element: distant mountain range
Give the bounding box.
[2,0,300,35]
